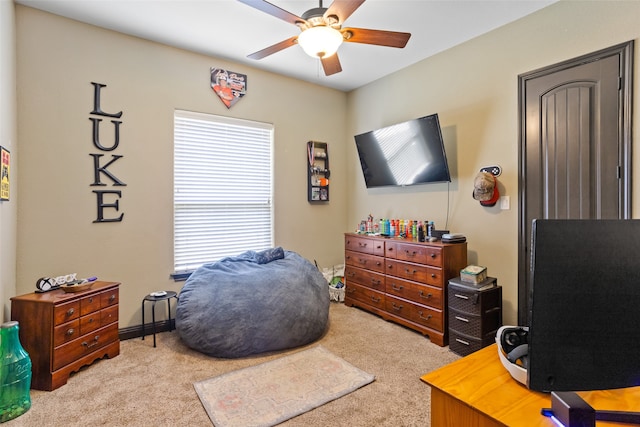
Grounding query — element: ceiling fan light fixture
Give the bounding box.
[298,26,343,59]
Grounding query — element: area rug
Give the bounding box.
[193,345,375,427]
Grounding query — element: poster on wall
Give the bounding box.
[211,68,246,108]
[1,147,10,201]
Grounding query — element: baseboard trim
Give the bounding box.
[118,320,175,341]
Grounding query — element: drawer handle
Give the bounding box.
[359,258,367,264]
[109,294,116,303]
[66,328,75,336]
[455,316,470,323]
[359,243,368,248]
[370,296,381,303]
[404,250,417,256]
[455,338,470,346]
[454,293,470,300]
[430,253,436,258]
[391,284,404,291]
[376,261,382,266]
[431,273,437,278]
[419,291,432,299]
[346,287,355,294]
[88,297,94,303]
[345,255,351,260]
[66,308,75,317]
[82,335,100,349]
[391,302,403,311]
[371,279,381,286]
[88,317,95,323]
[404,268,417,275]
[418,311,432,321]
[347,272,356,277]
[376,245,382,250]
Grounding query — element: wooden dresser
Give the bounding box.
[344,233,467,346]
[10,281,120,391]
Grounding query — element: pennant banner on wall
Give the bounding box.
[211,68,246,109]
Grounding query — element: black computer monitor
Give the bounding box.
[528,219,640,392]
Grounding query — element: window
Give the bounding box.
[173,110,273,275]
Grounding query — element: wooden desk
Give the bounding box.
[421,344,640,426]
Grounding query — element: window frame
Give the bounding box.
[172,110,274,279]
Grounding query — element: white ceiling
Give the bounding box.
[16,0,557,92]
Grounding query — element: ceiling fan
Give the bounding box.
[237,0,411,76]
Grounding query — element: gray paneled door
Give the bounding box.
[518,42,633,325]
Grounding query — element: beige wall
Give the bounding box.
[9,1,640,331]
[0,0,17,322]
[15,6,348,328]
[346,0,640,325]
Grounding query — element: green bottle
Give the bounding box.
[0,321,32,423]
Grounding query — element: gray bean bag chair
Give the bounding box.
[176,247,330,358]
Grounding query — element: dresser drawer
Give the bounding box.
[386,241,443,266]
[52,323,119,371]
[410,302,443,331]
[386,294,443,331]
[345,250,385,273]
[80,293,102,316]
[345,281,385,309]
[54,319,80,347]
[386,259,443,286]
[449,307,501,337]
[386,277,443,309]
[54,301,80,326]
[344,235,384,256]
[101,288,119,307]
[101,304,118,326]
[80,311,102,335]
[345,266,385,291]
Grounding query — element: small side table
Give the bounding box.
[141,291,178,347]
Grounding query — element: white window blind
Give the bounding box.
[173,110,273,273]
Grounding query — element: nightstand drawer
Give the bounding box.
[449,307,501,337]
[449,329,496,357]
[448,281,501,315]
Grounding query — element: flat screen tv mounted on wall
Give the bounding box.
[354,114,451,188]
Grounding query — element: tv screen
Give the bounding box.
[528,219,640,392]
[354,114,451,188]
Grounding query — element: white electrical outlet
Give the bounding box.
[500,196,510,210]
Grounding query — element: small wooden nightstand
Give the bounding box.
[10,281,120,391]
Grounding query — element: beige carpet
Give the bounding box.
[195,346,374,426]
[5,303,460,426]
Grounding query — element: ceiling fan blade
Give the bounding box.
[237,0,306,26]
[342,27,411,48]
[247,36,298,60]
[321,54,342,76]
[324,0,365,24]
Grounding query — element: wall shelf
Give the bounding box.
[307,141,329,202]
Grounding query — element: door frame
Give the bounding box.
[517,41,634,325]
